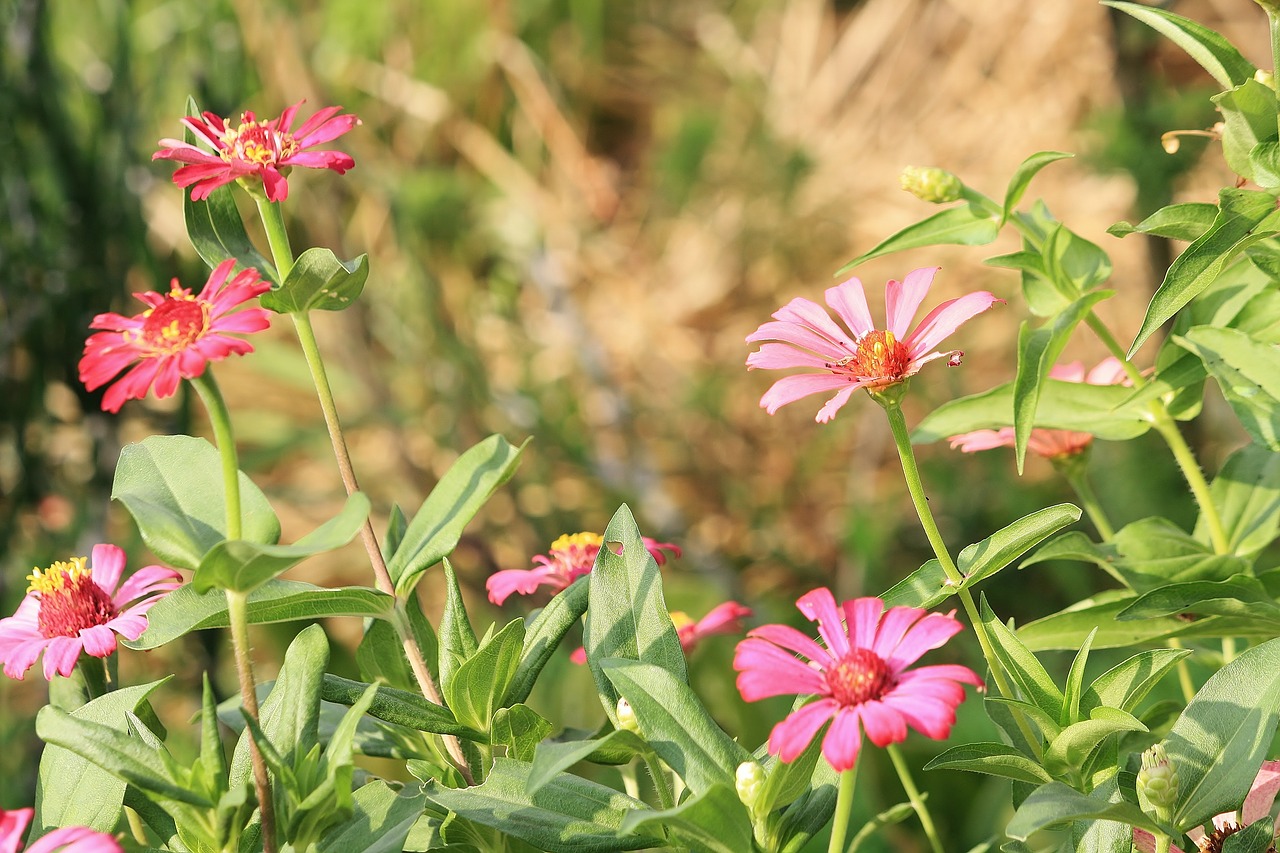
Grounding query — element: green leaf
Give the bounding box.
[422,757,662,853]
[503,575,590,707]
[1002,152,1074,224]
[388,434,525,597]
[32,680,172,835]
[1013,290,1114,471]
[1080,649,1192,716]
[981,596,1063,719]
[1102,2,1255,89]
[192,492,369,593]
[438,559,478,693]
[444,618,525,733]
[1177,326,1280,451]
[923,743,1054,785]
[260,247,369,314]
[602,659,751,796]
[835,205,999,274]
[320,675,480,740]
[1253,142,1280,191]
[1213,80,1280,184]
[986,696,1061,748]
[1198,443,1280,558]
[770,756,838,853]
[1060,628,1096,726]
[585,505,686,724]
[527,730,647,795]
[882,503,1081,608]
[620,784,753,853]
[126,580,393,650]
[1129,189,1280,358]
[1043,223,1112,293]
[1117,574,1280,627]
[1164,636,1280,830]
[1108,202,1218,242]
[1042,709,1146,777]
[314,781,427,853]
[1005,781,1164,840]
[113,435,280,570]
[1222,817,1275,853]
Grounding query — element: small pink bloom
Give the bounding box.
[746,267,1002,422]
[948,358,1129,459]
[570,600,752,663]
[734,588,982,772]
[153,101,360,202]
[1133,760,1280,853]
[0,545,182,681]
[487,532,681,606]
[0,808,122,853]
[79,259,271,413]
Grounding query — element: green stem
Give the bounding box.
[254,198,296,281]
[1270,10,1280,93]
[190,372,241,540]
[76,656,111,701]
[1166,639,1197,704]
[1059,462,1115,541]
[828,766,858,853]
[886,743,943,853]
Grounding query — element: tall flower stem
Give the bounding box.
[828,766,858,853]
[886,743,943,853]
[1058,461,1115,541]
[189,372,278,853]
[253,199,472,783]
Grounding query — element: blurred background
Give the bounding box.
[0,0,1270,847]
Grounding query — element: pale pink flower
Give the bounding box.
[487,532,681,606]
[79,259,271,413]
[0,545,181,681]
[1133,760,1280,853]
[570,600,752,663]
[0,808,122,853]
[746,267,1002,422]
[153,101,359,202]
[734,588,982,772]
[948,358,1129,459]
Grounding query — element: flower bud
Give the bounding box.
[616,698,640,734]
[1138,743,1179,819]
[1256,68,1276,91]
[900,166,963,204]
[735,761,766,812]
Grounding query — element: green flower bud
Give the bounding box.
[1256,68,1276,91]
[616,698,640,734]
[1138,743,1179,820]
[735,761,766,812]
[900,166,963,204]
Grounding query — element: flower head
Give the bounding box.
[486,532,681,605]
[570,599,752,663]
[734,588,982,771]
[947,358,1128,459]
[0,545,181,681]
[1134,760,1280,853]
[0,808,122,853]
[79,259,271,413]
[900,166,963,204]
[746,267,1002,422]
[153,101,360,202]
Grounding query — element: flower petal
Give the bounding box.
[734,638,828,700]
[904,291,1003,359]
[796,588,850,658]
[884,267,939,340]
[759,374,852,415]
[820,707,864,771]
[88,544,126,594]
[769,698,838,763]
[823,277,876,339]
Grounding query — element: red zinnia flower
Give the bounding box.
[79,259,271,413]
[734,588,982,771]
[746,267,1002,422]
[153,101,360,202]
[486,532,681,605]
[1133,760,1280,853]
[0,544,181,681]
[0,807,122,853]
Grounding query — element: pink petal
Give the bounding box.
[746,343,832,371]
[284,150,356,172]
[294,113,360,148]
[884,267,939,340]
[152,142,224,165]
[41,636,85,679]
[772,297,858,351]
[88,544,126,594]
[871,606,926,657]
[2,637,49,680]
[881,690,960,740]
[948,429,1016,453]
[746,320,852,361]
[1048,360,1086,382]
[857,699,909,747]
[0,808,33,853]
[796,588,850,658]
[904,291,1003,359]
[823,277,876,338]
[26,824,123,853]
[769,698,838,763]
[820,707,864,771]
[734,638,828,699]
[883,611,964,671]
[486,567,560,605]
[844,597,885,651]
[691,602,752,637]
[569,646,587,665]
[113,566,182,606]
[1242,760,1280,825]
[78,625,118,658]
[815,387,859,423]
[759,374,852,415]
[745,624,831,665]
[261,167,289,202]
[1132,829,1182,853]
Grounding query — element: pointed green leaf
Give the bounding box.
[981,596,1063,718]
[1213,80,1280,184]
[1102,2,1255,89]
[438,559,478,693]
[1061,628,1097,726]
[503,575,590,707]
[527,730,647,796]
[260,247,369,313]
[320,675,479,740]
[836,205,999,274]
[1108,202,1218,242]
[444,618,525,733]
[1197,443,1280,558]
[1117,574,1280,626]
[923,743,1054,785]
[1177,326,1280,450]
[1081,649,1192,716]
[1006,781,1164,840]
[619,784,752,853]
[1002,152,1074,223]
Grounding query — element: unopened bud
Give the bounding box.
[735,761,766,812]
[616,698,640,733]
[1256,68,1276,90]
[900,166,963,204]
[1138,744,1179,819]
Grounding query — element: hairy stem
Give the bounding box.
[886,743,943,853]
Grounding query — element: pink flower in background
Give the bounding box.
[948,358,1129,459]
[746,267,1002,422]
[487,532,681,605]
[0,807,122,853]
[1133,760,1280,853]
[153,101,360,202]
[734,588,982,772]
[79,259,271,413]
[570,600,752,663]
[0,545,181,680]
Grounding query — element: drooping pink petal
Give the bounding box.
[904,291,1002,359]
[42,636,86,680]
[486,567,559,605]
[113,565,182,606]
[884,267,939,340]
[815,387,859,423]
[796,588,850,658]
[1242,760,1280,825]
[0,808,32,853]
[746,320,851,361]
[948,429,1016,453]
[77,625,118,658]
[759,374,853,415]
[769,698,838,762]
[26,824,124,853]
[820,707,864,771]
[856,700,909,748]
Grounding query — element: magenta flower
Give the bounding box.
[1133,760,1280,853]
[570,600,752,663]
[486,532,681,606]
[0,545,181,681]
[734,588,982,771]
[746,267,1002,422]
[0,808,122,853]
[153,101,360,202]
[79,259,271,413]
[948,358,1129,459]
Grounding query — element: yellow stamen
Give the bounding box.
[28,556,91,596]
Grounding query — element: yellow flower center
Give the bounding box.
[131,289,209,354]
[221,115,300,167]
[28,557,118,639]
[550,532,605,551]
[827,330,912,386]
[825,647,892,707]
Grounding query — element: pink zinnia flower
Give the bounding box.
[0,807,122,853]
[153,101,360,202]
[948,358,1129,459]
[0,545,181,681]
[570,600,752,663]
[1133,760,1280,853]
[734,588,982,772]
[79,259,271,413]
[746,267,1002,422]
[486,532,681,606]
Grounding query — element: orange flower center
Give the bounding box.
[136,291,209,354]
[827,330,912,385]
[28,558,118,639]
[221,115,299,167]
[549,532,605,575]
[826,647,892,706]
